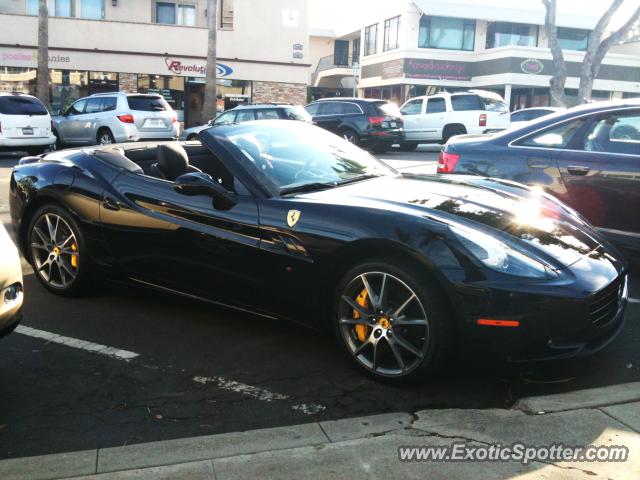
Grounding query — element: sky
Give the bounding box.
[308,0,640,33]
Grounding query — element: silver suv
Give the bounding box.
[52,92,179,147]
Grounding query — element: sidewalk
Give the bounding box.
[1,382,639,480]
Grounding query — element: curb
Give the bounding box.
[1,383,639,480]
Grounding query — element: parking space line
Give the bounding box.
[15,325,140,361]
[193,376,326,415]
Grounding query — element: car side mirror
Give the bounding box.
[174,172,237,209]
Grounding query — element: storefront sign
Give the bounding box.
[520,59,544,75]
[0,50,71,65]
[165,58,233,77]
[381,59,404,80]
[404,59,471,81]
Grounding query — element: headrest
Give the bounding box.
[157,143,189,179]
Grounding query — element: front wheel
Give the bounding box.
[97,129,115,145]
[334,259,453,384]
[28,205,94,296]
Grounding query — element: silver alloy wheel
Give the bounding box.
[99,132,113,144]
[339,272,429,377]
[343,132,357,144]
[30,213,79,289]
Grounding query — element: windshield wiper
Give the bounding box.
[280,182,337,195]
[335,174,382,186]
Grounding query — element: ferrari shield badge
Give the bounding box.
[287,210,301,228]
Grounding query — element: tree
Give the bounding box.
[36,0,50,110]
[201,0,218,122]
[542,0,640,106]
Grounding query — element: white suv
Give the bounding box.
[0,92,55,155]
[52,92,179,148]
[399,90,510,150]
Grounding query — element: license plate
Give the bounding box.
[390,122,397,128]
[144,119,165,128]
[22,127,33,135]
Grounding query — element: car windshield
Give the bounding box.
[220,121,396,193]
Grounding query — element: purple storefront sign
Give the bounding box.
[404,58,471,81]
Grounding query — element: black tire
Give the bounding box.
[53,129,63,150]
[340,128,360,146]
[96,128,115,146]
[27,204,95,297]
[441,125,466,145]
[333,257,454,384]
[399,141,418,151]
[371,145,389,154]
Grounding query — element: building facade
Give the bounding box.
[312,0,640,109]
[0,0,309,126]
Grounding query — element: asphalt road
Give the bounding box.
[0,148,638,460]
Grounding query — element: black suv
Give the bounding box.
[305,98,403,153]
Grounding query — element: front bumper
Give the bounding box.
[113,123,179,143]
[448,268,629,362]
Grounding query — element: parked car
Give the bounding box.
[439,99,640,254]
[509,107,563,129]
[10,120,628,383]
[399,90,509,150]
[180,103,312,140]
[0,92,56,155]
[52,92,179,148]
[305,98,403,153]
[0,222,23,340]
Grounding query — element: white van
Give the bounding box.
[0,92,55,155]
[399,90,510,150]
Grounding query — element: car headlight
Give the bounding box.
[450,225,553,279]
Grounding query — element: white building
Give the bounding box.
[311,0,640,109]
[0,0,309,126]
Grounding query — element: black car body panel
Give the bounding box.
[10,121,628,362]
[442,100,640,254]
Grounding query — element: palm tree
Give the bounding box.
[36,0,50,110]
[201,0,218,122]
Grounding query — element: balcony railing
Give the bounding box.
[311,54,359,86]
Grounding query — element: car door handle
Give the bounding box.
[527,157,550,168]
[102,196,120,211]
[567,166,590,176]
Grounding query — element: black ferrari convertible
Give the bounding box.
[9,120,629,383]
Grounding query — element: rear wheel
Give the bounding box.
[441,125,466,145]
[28,205,94,296]
[334,259,453,384]
[340,129,360,146]
[399,141,418,151]
[97,128,115,145]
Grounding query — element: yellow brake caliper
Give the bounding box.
[353,288,369,342]
[70,242,78,269]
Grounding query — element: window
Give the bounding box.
[177,4,196,26]
[318,102,344,115]
[519,119,585,148]
[401,99,423,115]
[84,98,102,114]
[213,111,237,125]
[486,22,538,48]
[451,95,483,111]
[352,38,361,64]
[304,103,320,116]
[558,28,590,51]
[426,98,446,114]
[583,113,640,155]
[384,16,400,51]
[0,96,48,115]
[27,0,72,17]
[255,109,280,120]
[419,16,475,51]
[284,106,312,122]
[482,97,508,113]
[343,103,363,115]
[67,99,87,115]
[156,2,176,24]
[220,0,233,29]
[364,24,378,56]
[127,96,170,112]
[236,110,255,122]
[79,0,104,19]
[101,97,117,112]
[374,101,400,116]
